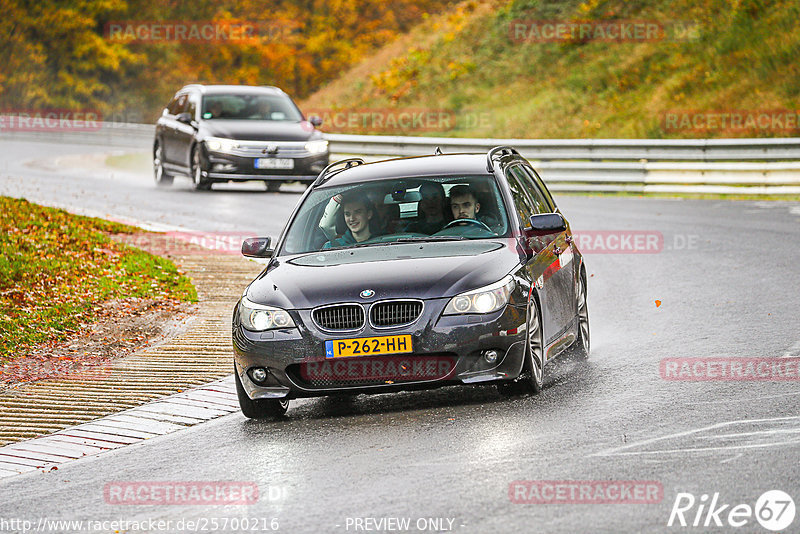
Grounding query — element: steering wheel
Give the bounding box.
[442,218,492,232]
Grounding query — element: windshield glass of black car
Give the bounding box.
[281,175,510,255]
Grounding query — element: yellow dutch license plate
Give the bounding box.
[324,335,412,358]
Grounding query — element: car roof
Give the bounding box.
[319,154,498,188]
[180,84,285,96]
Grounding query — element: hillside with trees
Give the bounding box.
[0,0,456,122]
[303,0,800,138]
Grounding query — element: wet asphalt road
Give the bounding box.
[1,138,800,533]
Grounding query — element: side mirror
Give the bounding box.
[176,112,192,124]
[242,237,273,258]
[525,213,566,237]
[308,115,323,127]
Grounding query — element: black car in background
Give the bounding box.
[153,84,329,191]
[232,147,590,418]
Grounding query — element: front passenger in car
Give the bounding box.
[322,193,376,249]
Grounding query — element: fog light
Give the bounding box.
[250,367,268,383]
[483,350,499,364]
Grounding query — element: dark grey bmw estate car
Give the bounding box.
[232,147,589,418]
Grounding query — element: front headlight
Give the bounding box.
[443,275,515,315]
[239,297,296,331]
[305,139,328,154]
[205,137,239,153]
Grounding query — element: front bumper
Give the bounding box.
[204,151,329,182]
[233,298,528,400]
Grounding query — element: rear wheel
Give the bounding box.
[497,296,544,396]
[153,143,174,187]
[235,368,289,419]
[569,270,590,360]
[191,147,212,191]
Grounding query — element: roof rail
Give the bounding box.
[486,146,521,172]
[313,158,365,187]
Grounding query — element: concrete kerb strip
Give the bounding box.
[0,376,239,478]
[0,235,263,463]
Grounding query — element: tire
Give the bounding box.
[497,295,545,396]
[569,269,590,360]
[235,368,289,419]
[265,181,282,192]
[191,147,212,191]
[153,142,174,187]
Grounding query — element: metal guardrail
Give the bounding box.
[2,121,799,195]
[326,134,800,162]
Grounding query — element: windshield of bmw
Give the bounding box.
[201,94,303,121]
[281,175,510,254]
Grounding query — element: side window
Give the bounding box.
[520,165,556,212]
[505,166,536,226]
[510,166,548,215]
[186,93,199,119]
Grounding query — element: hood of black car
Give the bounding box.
[200,120,318,142]
[246,241,522,310]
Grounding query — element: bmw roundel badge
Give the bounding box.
[360,289,375,299]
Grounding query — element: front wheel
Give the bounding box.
[191,147,212,191]
[497,296,545,396]
[235,369,289,419]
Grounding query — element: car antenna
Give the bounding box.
[434,147,443,156]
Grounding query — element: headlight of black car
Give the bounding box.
[239,297,296,331]
[443,275,515,315]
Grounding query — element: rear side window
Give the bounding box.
[505,167,537,226]
[520,165,556,212]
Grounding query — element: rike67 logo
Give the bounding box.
[668,490,795,531]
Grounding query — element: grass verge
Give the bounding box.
[0,196,197,364]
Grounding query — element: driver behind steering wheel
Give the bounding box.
[449,184,482,222]
[448,184,500,233]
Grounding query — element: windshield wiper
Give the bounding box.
[320,236,466,252]
[395,236,467,243]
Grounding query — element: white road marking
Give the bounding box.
[719,453,742,464]
[701,391,800,404]
[0,376,239,478]
[591,415,800,457]
[780,339,800,358]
